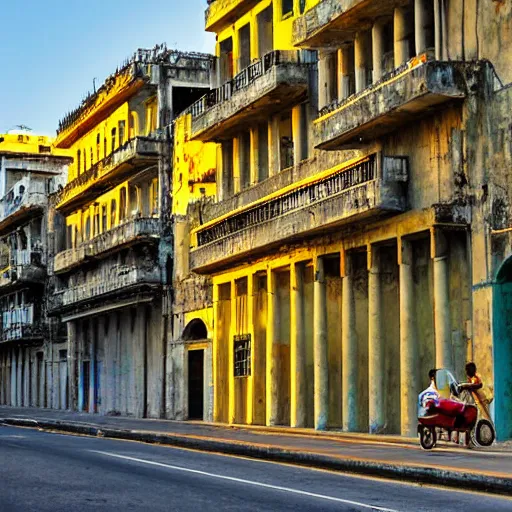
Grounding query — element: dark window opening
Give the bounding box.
[238,24,251,71]
[234,334,251,377]
[257,123,269,182]
[281,0,293,18]
[173,86,209,117]
[239,131,251,190]
[219,38,234,83]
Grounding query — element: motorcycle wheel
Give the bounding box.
[419,426,436,450]
[474,419,495,447]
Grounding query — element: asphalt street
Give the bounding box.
[1,424,511,512]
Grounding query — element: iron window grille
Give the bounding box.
[234,334,251,377]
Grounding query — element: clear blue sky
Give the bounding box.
[0,0,215,136]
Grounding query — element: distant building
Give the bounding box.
[0,131,71,408]
[48,47,213,417]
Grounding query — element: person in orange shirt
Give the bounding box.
[459,362,492,421]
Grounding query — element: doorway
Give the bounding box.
[188,350,204,420]
[82,361,90,412]
[59,350,68,410]
[493,257,512,440]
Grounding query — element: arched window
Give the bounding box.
[76,150,81,177]
[96,133,100,161]
[110,199,117,227]
[119,188,127,222]
[84,214,91,240]
[129,184,139,216]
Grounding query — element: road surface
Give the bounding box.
[0,424,510,511]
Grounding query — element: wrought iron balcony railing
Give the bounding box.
[190,154,408,272]
[188,51,313,121]
[0,322,45,343]
[0,250,45,287]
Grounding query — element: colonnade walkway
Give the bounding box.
[1,405,511,495]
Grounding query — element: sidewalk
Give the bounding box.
[1,406,511,495]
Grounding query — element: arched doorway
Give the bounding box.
[183,319,208,420]
[493,257,512,440]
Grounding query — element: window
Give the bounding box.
[219,38,234,83]
[104,137,107,158]
[84,150,87,172]
[111,128,117,153]
[101,204,107,232]
[96,134,100,161]
[279,112,294,170]
[118,120,126,146]
[93,206,100,236]
[234,334,251,377]
[239,131,251,190]
[129,184,139,216]
[110,199,117,227]
[238,24,251,71]
[281,0,293,18]
[76,150,81,177]
[119,188,127,222]
[90,147,93,166]
[150,179,159,214]
[84,214,91,240]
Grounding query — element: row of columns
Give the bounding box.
[319,0,446,109]
[264,232,451,436]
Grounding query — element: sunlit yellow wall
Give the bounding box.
[173,114,217,216]
[65,94,156,184]
[215,0,309,72]
[0,133,68,158]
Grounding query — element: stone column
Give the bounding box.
[337,47,352,100]
[269,116,280,176]
[11,349,17,406]
[354,32,368,93]
[16,347,24,407]
[314,257,328,430]
[368,246,385,433]
[228,280,236,424]
[266,269,278,426]
[212,284,220,422]
[394,7,409,67]
[246,274,255,424]
[290,262,306,428]
[414,0,427,55]
[432,229,452,368]
[434,0,442,60]
[399,238,418,437]
[342,252,358,431]
[372,20,386,82]
[292,104,305,165]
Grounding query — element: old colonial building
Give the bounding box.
[0,131,70,409]
[180,0,512,440]
[48,47,213,418]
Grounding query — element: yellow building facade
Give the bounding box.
[184,0,512,440]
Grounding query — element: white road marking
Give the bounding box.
[90,450,399,511]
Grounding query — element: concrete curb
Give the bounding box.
[2,417,511,496]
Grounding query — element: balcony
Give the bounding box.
[314,61,474,150]
[0,177,46,236]
[0,250,45,290]
[190,154,408,272]
[0,305,44,344]
[56,136,160,214]
[50,266,161,314]
[292,0,399,48]
[205,0,260,33]
[189,51,313,142]
[54,217,161,274]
